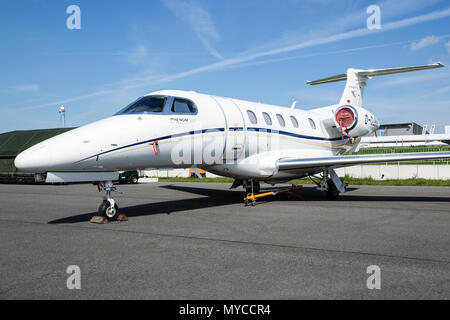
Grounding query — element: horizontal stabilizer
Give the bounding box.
[307,62,444,85]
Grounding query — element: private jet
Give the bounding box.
[14,62,450,220]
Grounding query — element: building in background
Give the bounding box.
[362,122,450,148]
[373,122,425,137]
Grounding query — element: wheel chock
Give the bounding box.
[90,216,109,224]
[90,214,128,223]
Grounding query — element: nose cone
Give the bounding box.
[14,145,51,172]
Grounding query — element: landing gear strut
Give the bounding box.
[244,180,260,195]
[314,169,347,200]
[326,179,340,200]
[97,181,120,221]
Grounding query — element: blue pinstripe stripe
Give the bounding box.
[247,127,347,141]
[75,127,346,163]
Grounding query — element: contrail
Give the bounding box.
[23,7,450,110]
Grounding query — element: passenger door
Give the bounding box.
[213,97,246,161]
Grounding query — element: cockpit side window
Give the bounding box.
[119,96,166,114]
[171,98,197,114]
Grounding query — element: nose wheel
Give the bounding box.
[97,181,121,221]
[98,199,120,221]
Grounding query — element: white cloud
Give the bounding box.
[240,0,445,57]
[11,84,40,92]
[126,46,149,66]
[153,8,450,84]
[446,40,450,53]
[161,0,222,59]
[23,7,450,110]
[410,35,440,50]
[24,90,113,110]
[123,45,168,73]
[375,69,449,87]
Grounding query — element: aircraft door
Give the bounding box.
[213,97,246,161]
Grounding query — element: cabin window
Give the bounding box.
[308,118,316,130]
[262,112,272,126]
[276,114,285,127]
[119,96,166,114]
[290,116,299,128]
[247,110,257,124]
[171,98,197,114]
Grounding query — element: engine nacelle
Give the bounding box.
[334,105,379,138]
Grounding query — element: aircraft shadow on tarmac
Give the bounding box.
[160,184,450,203]
[48,184,241,224]
[47,184,450,224]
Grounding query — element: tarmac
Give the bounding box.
[0,182,449,299]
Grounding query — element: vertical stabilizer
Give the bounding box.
[339,68,366,108]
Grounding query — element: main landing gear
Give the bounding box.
[244,180,260,195]
[96,181,121,221]
[310,169,347,200]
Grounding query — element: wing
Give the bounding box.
[277,151,450,171]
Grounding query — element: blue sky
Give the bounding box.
[1,0,450,133]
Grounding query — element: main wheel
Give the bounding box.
[98,200,120,221]
[326,179,339,200]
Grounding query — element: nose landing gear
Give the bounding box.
[96,181,121,221]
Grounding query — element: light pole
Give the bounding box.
[59,106,66,128]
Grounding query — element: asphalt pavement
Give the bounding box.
[0,182,449,299]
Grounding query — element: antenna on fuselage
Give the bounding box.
[290,101,297,109]
[58,106,66,128]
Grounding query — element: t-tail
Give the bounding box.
[307,62,444,108]
[307,62,444,140]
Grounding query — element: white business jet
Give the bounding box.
[15,62,450,220]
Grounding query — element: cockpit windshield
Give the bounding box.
[117,96,166,114]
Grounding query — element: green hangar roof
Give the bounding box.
[0,128,75,158]
[0,128,75,176]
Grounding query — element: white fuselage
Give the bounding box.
[14,90,378,182]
